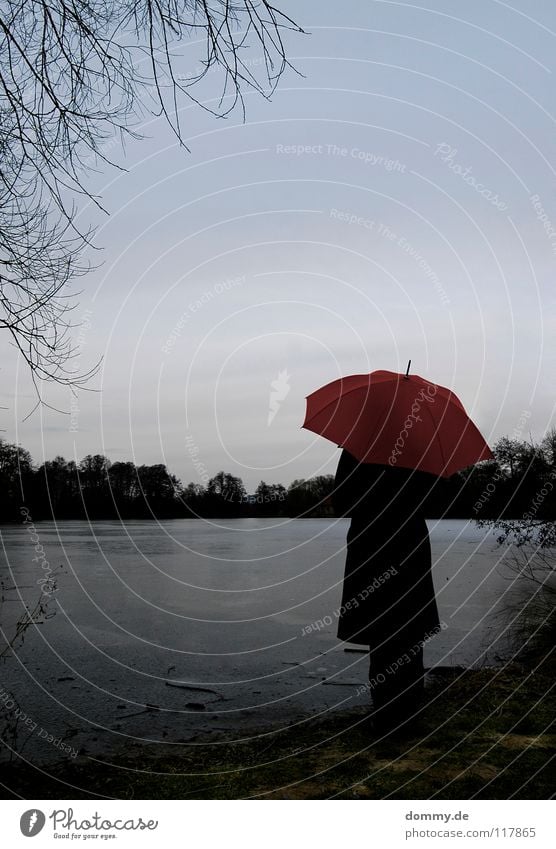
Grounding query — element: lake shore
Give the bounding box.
[1,519,551,785]
[2,656,554,800]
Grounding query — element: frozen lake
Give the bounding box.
[0,518,532,763]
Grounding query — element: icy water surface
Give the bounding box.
[0,518,530,763]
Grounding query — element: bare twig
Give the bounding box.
[0,1,303,396]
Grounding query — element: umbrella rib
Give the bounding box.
[306,380,374,421]
[307,376,408,435]
[421,396,447,473]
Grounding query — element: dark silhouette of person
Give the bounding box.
[333,449,441,735]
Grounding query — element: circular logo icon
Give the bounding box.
[20,810,46,837]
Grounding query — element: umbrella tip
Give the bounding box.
[404,359,411,379]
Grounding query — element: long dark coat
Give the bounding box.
[333,450,441,649]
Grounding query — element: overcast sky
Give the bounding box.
[2,0,555,490]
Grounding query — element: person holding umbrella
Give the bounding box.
[332,451,441,735]
[303,364,493,736]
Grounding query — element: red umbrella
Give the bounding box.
[302,365,493,477]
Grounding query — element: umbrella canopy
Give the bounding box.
[302,369,493,477]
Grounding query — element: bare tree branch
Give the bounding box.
[0,1,303,393]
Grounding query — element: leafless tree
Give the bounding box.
[0,1,302,395]
[476,514,556,661]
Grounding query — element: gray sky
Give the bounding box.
[2,0,555,490]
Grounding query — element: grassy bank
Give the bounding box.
[2,656,554,800]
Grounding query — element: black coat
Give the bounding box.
[333,450,441,648]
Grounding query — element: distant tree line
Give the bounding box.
[0,430,555,522]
